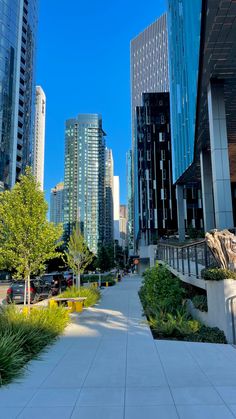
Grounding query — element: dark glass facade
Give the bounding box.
[0,0,38,190]
[136,93,177,245]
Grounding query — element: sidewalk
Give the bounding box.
[1,275,236,418]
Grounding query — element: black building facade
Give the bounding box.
[136,93,177,246]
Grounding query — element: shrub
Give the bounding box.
[139,263,185,316]
[0,305,69,386]
[192,295,208,312]
[59,286,100,307]
[149,311,201,340]
[201,268,236,281]
[187,326,227,344]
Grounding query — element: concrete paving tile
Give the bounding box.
[171,386,223,405]
[125,405,179,419]
[0,388,37,407]
[176,404,235,419]
[18,406,73,419]
[216,387,236,404]
[126,364,167,387]
[28,388,80,407]
[125,386,173,406]
[77,387,124,406]
[0,407,22,419]
[71,406,124,419]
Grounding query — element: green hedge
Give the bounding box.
[201,268,236,281]
[0,305,69,386]
[139,264,185,316]
[192,295,208,312]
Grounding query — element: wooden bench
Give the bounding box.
[49,297,87,313]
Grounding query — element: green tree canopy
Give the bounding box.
[0,168,63,305]
[64,226,94,288]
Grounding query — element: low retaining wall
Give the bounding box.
[188,279,236,344]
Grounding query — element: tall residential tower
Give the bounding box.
[33,86,46,190]
[0,0,38,190]
[50,182,64,225]
[104,148,114,244]
[64,114,106,254]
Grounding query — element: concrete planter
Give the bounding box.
[189,279,236,343]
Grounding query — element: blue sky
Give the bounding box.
[36,0,166,205]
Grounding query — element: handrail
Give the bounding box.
[157,239,205,249]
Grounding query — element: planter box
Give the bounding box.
[189,279,236,343]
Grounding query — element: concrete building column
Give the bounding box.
[176,184,185,242]
[200,149,215,232]
[207,81,234,229]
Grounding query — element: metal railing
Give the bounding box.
[157,239,215,279]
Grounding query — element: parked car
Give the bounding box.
[6,278,52,304]
[40,272,68,295]
[63,271,73,287]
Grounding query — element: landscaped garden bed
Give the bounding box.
[139,264,226,343]
[0,305,70,386]
[59,285,101,307]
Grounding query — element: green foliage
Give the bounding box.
[192,295,208,312]
[96,244,114,272]
[187,326,227,344]
[0,167,63,279]
[201,267,236,281]
[59,285,100,307]
[139,263,185,316]
[150,311,200,339]
[0,305,69,386]
[64,227,94,280]
[140,264,226,343]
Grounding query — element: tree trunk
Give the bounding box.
[206,229,236,271]
[76,270,81,289]
[24,279,27,306]
[27,274,31,310]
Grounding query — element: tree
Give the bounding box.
[64,226,94,288]
[0,168,63,307]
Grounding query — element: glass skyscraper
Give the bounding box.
[167,0,202,183]
[64,114,106,255]
[0,0,38,190]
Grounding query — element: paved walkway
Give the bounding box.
[2,276,236,418]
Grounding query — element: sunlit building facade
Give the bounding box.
[104,148,114,244]
[33,86,46,190]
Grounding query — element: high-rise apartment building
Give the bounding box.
[50,182,64,224]
[104,148,114,244]
[113,176,120,243]
[167,0,236,236]
[0,0,38,190]
[64,114,106,254]
[120,205,128,249]
[33,86,46,190]
[131,14,169,248]
[126,150,134,253]
[136,93,177,245]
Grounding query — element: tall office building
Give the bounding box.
[33,86,46,190]
[104,148,114,244]
[167,0,236,235]
[136,93,177,244]
[113,176,120,243]
[50,182,64,224]
[126,150,134,253]
[64,114,106,254]
[0,0,38,191]
[131,14,169,249]
[120,205,128,249]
